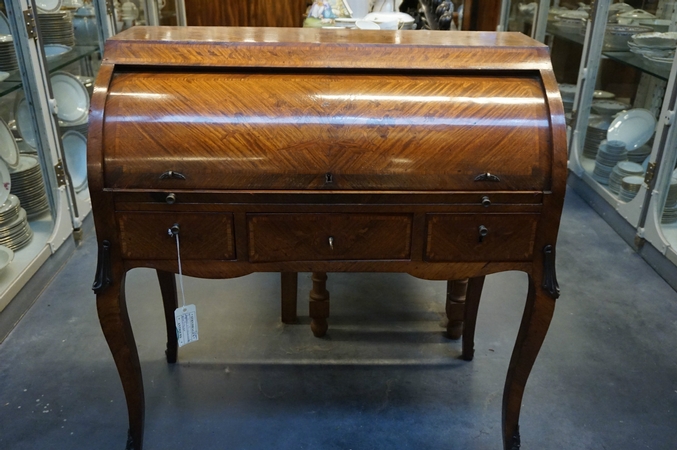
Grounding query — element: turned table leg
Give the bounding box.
[445,278,469,339]
[309,272,329,337]
[281,272,298,323]
[461,276,485,361]
[156,270,178,364]
[96,270,145,450]
[501,273,557,450]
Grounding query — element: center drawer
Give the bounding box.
[247,214,412,262]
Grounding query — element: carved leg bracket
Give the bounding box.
[542,245,560,299]
[92,240,112,294]
[309,272,329,337]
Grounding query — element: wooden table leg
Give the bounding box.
[281,272,298,323]
[309,272,329,337]
[445,278,469,339]
[96,270,145,450]
[501,273,556,450]
[462,275,485,361]
[156,270,178,364]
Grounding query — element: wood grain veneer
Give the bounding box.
[89,27,567,450]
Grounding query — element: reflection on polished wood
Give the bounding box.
[89,27,567,450]
[185,0,307,27]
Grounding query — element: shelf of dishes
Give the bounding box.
[561,80,677,223]
[0,45,98,99]
[545,22,674,81]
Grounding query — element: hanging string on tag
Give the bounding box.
[169,223,198,347]
[174,230,187,309]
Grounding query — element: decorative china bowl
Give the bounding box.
[617,9,656,25]
[604,25,653,50]
[632,32,677,49]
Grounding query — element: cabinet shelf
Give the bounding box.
[0,45,99,98]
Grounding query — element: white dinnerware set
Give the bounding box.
[0,119,33,258]
[37,0,76,48]
[586,108,656,202]
[662,177,677,224]
[628,32,677,69]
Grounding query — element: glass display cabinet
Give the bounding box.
[504,0,677,288]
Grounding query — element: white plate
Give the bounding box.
[44,44,72,61]
[593,90,615,99]
[14,95,37,149]
[0,160,10,207]
[36,0,63,13]
[0,245,13,274]
[51,72,89,124]
[592,100,629,116]
[0,118,19,170]
[607,108,656,150]
[355,20,380,30]
[62,130,88,191]
[10,154,39,174]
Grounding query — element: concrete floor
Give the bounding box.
[0,188,676,450]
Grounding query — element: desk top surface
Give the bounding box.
[103,27,551,71]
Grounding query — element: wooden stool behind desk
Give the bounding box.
[279,273,485,361]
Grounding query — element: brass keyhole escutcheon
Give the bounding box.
[478,225,488,243]
[328,236,334,250]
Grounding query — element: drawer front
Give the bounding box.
[118,212,235,260]
[248,214,412,262]
[425,213,539,262]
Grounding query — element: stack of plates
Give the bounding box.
[628,143,652,163]
[38,12,75,47]
[0,195,33,251]
[9,155,50,219]
[593,140,627,185]
[608,161,644,194]
[662,178,677,224]
[584,122,609,159]
[59,115,88,137]
[0,35,18,72]
[619,175,643,202]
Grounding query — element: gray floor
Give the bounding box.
[1,188,676,450]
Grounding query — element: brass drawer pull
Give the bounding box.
[481,196,491,207]
[165,193,176,204]
[474,173,500,182]
[159,170,186,180]
[478,225,488,243]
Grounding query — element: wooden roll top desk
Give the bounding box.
[88,27,567,450]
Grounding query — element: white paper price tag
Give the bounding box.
[175,304,199,347]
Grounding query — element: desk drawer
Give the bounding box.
[425,213,539,262]
[118,212,235,260]
[248,214,412,262]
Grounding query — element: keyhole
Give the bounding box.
[325,172,333,184]
[478,225,488,243]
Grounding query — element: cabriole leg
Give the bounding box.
[502,274,556,450]
[462,276,485,361]
[156,270,178,364]
[309,272,329,337]
[445,278,469,339]
[281,272,298,324]
[96,271,145,450]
